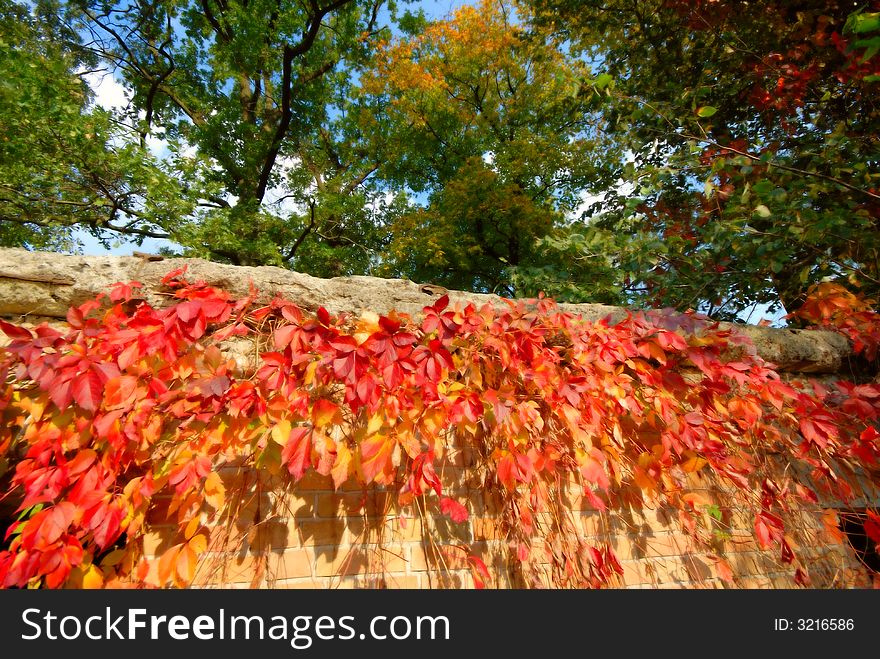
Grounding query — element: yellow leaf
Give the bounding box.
[188,532,208,555]
[158,544,182,586]
[420,408,446,438]
[184,516,200,541]
[633,466,657,495]
[303,360,318,387]
[681,451,708,473]
[398,431,422,459]
[356,311,381,335]
[331,442,353,490]
[367,413,384,436]
[82,564,104,589]
[271,419,292,445]
[176,544,198,585]
[100,548,126,567]
[312,399,341,428]
[203,471,225,510]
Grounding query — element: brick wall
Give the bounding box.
[137,453,874,589]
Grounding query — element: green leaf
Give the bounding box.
[593,73,613,90]
[754,204,771,218]
[847,12,880,34]
[696,106,717,117]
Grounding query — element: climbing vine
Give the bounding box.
[1,268,879,589]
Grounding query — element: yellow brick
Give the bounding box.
[296,471,334,490]
[471,516,504,541]
[642,533,693,558]
[383,573,422,589]
[316,491,392,519]
[272,577,329,589]
[291,518,371,546]
[246,519,293,552]
[269,548,314,580]
[277,492,316,520]
[196,553,264,586]
[621,560,647,586]
[382,516,427,543]
[314,545,406,578]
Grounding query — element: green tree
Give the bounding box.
[68,0,395,269]
[525,0,880,319]
[361,0,612,295]
[0,0,192,251]
[1,0,400,273]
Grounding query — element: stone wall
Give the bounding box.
[0,248,874,589]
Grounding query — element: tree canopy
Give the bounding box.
[2,0,879,319]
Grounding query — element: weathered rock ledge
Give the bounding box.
[0,247,852,374]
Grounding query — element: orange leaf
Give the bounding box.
[681,492,712,508]
[282,426,312,481]
[312,399,341,428]
[331,442,353,489]
[681,452,707,473]
[204,471,225,510]
[821,510,846,544]
[184,517,200,541]
[713,556,735,584]
[360,432,395,484]
[188,532,208,556]
[157,544,182,585]
[176,544,198,585]
[82,564,104,589]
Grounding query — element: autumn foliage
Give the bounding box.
[790,282,880,362]
[1,269,879,589]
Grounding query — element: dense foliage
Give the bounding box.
[2,0,877,318]
[1,275,879,588]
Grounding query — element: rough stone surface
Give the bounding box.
[0,247,853,373]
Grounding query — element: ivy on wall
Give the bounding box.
[1,268,879,589]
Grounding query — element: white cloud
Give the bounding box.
[262,156,309,217]
[81,69,131,112]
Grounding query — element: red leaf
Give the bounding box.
[176,300,199,323]
[72,367,103,411]
[360,433,395,484]
[754,517,772,548]
[713,556,735,584]
[90,503,124,550]
[0,320,33,340]
[274,324,299,349]
[329,336,358,353]
[282,427,312,481]
[467,555,490,589]
[579,450,609,491]
[65,450,97,478]
[39,503,76,547]
[439,497,469,523]
[108,280,143,302]
[48,378,72,412]
[161,265,188,286]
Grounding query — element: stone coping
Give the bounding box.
[0,247,852,374]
